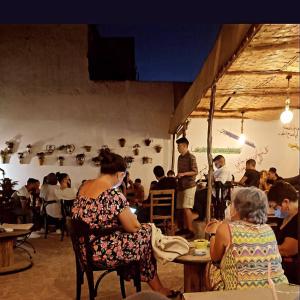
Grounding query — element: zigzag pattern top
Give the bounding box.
[220,221,288,290]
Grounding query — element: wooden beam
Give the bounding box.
[220,92,236,110]
[206,84,216,223]
[246,40,300,51]
[226,70,300,76]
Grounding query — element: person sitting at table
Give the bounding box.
[167,170,176,178]
[259,170,271,192]
[72,149,180,298]
[55,172,77,200]
[238,159,260,188]
[267,180,299,284]
[132,178,145,207]
[267,167,284,186]
[205,187,287,290]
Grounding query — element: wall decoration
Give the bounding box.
[46,144,56,154]
[26,144,32,154]
[58,156,65,166]
[154,145,162,153]
[288,143,300,151]
[133,144,140,156]
[118,138,126,147]
[37,152,45,166]
[92,156,101,167]
[124,156,134,168]
[76,153,85,166]
[142,156,152,164]
[192,147,241,154]
[278,126,299,140]
[5,141,14,154]
[83,145,92,152]
[0,150,9,164]
[58,144,75,154]
[18,152,25,164]
[219,129,256,148]
[234,146,269,173]
[144,138,152,146]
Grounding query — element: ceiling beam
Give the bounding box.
[226,70,300,76]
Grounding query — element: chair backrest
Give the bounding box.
[149,189,175,226]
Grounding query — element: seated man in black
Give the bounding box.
[267,167,284,185]
[238,159,260,187]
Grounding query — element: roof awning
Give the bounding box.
[169,24,300,133]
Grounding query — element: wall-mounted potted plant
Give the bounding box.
[58,156,65,166]
[46,144,56,154]
[83,145,92,152]
[142,156,152,164]
[5,141,14,154]
[18,152,25,164]
[133,144,140,156]
[66,144,75,154]
[144,138,152,146]
[37,152,45,166]
[124,156,134,168]
[118,138,126,147]
[76,153,85,166]
[154,145,162,153]
[0,150,9,164]
[26,144,32,154]
[92,156,101,167]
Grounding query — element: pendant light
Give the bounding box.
[280,75,293,124]
[238,111,246,145]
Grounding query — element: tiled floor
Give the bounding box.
[0,234,184,299]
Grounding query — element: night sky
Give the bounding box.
[97,24,220,82]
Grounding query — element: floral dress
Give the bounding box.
[72,188,156,282]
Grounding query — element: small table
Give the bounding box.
[0,229,32,275]
[174,248,211,293]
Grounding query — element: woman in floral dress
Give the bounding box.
[72,149,179,298]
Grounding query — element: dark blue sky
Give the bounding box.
[97,24,220,82]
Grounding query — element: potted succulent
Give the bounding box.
[58,156,65,166]
[76,153,85,166]
[92,156,101,167]
[46,144,56,154]
[83,145,92,152]
[142,156,152,164]
[37,152,45,165]
[154,145,162,153]
[5,141,14,154]
[66,144,75,154]
[118,138,126,147]
[26,144,32,154]
[124,156,134,168]
[0,150,9,164]
[133,144,140,156]
[18,152,25,164]
[144,138,152,146]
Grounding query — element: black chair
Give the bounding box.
[213,181,233,220]
[69,218,141,300]
[60,199,74,241]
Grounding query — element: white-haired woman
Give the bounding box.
[205,187,287,290]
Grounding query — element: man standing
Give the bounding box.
[176,137,198,239]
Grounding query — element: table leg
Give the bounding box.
[183,263,207,293]
[0,240,14,267]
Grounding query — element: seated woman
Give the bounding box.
[267,180,299,284]
[206,187,287,290]
[72,149,179,298]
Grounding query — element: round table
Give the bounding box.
[174,247,211,293]
[0,229,33,275]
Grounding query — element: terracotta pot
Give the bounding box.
[5,142,14,154]
[133,148,139,156]
[76,154,85,166]
[37,153,45,166]
[144,139,152,146]
[18,152,24,164]
[142,157,152,164]
[92,157,101,167]
[118,138,126,147]
[26,144,32,154]
[46,145,56,154]
[66,144,75,154]
[154,145,162,153]
[58,157,65,166]
[83,145,92,152]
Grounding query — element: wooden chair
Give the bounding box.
[149,189,175,235]
[69,218,141,300]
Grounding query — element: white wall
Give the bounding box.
[175,110,300,180]
[0,25,174,194]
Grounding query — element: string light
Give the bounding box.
[280,75,293,124]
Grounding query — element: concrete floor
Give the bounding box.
[0,233,184,300]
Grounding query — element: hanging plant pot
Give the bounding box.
[144,138,152,146]
[154,145,162,153]
[92,156,101,167]
[0,150,9,164]
[37,152,45,166]
[133,144,140,156]
[58,156,65,166]
[83,145,92,152]
[124,156,134,168]
[26,144,32,154]
[76,153,85,166]
[18,152,25,164]
[118,138,126,147]
[66,144,75,154]
[5,141,14,154]
[46,144,56,154]
[142,156,152,164]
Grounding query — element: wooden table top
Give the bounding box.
[0,229,31,240]
[174,247,211,264]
